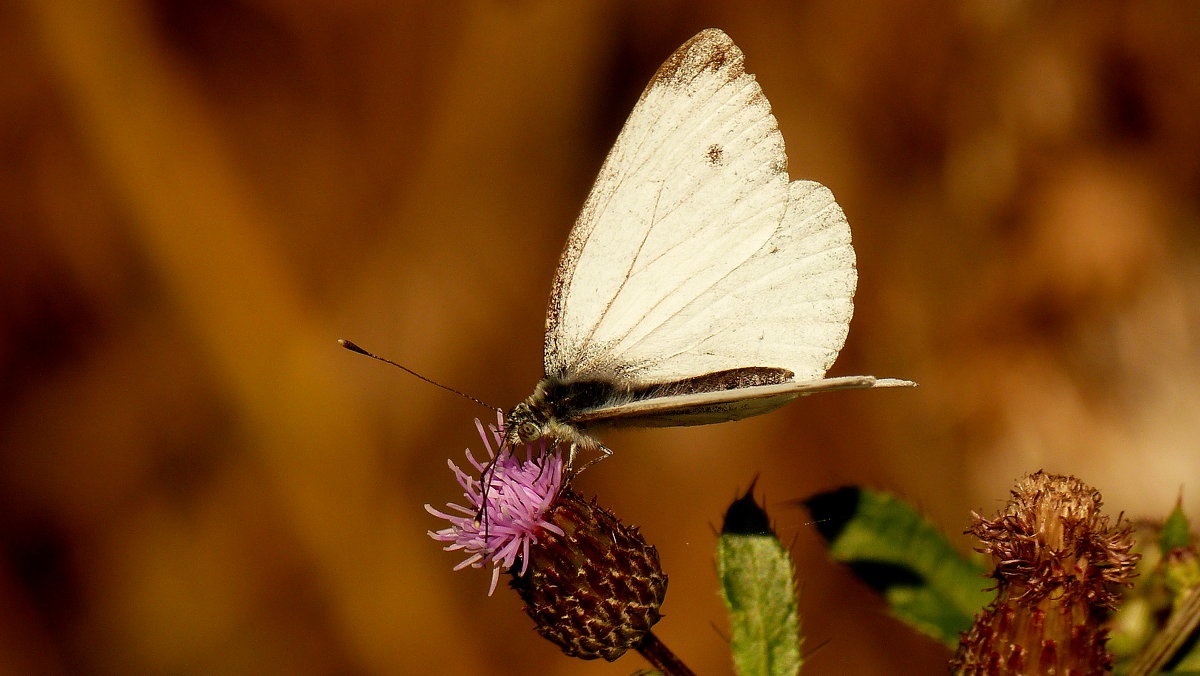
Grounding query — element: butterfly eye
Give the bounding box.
[518,421,542,442]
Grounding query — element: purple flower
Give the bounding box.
[427,415,670,664]
[425,413,566,594]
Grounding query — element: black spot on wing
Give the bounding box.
[706,143,725,166]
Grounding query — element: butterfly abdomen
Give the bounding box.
[537,366,795,427]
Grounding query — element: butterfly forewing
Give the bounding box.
[542,29,856,389]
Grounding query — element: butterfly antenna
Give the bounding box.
[338,339,499,411]
[475,426,513,545]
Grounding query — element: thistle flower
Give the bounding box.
[952,471,1140,675]
[425,415,566,594]
[426,416,671,664]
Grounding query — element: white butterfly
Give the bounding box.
[503,29,914,467]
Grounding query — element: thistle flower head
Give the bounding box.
[509,491,668,660]
[426,416,669,662]
[425,413,565,594]
[952,471,1140,675]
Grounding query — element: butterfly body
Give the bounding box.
[506,366,794,440]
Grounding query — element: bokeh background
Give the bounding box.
[3,1,1199,674]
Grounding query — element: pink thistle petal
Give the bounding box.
[425,416,565,594]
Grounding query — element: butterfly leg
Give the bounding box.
[568,441,614,478]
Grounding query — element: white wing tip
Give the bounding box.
[869,377,918,388]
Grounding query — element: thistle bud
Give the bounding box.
[952,471,1140,675]
[510,490,667,660]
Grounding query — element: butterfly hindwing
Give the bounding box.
[568,376,886,429]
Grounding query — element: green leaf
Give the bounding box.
[1163,501,1193,555]
[804,486,993,647]
[718,490,803,676]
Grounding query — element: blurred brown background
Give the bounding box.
[3,1,1198,674]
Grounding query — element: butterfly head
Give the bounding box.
[504,398,550,447]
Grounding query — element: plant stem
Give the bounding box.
[635,631,695,676]
[1128,587,1200,676]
